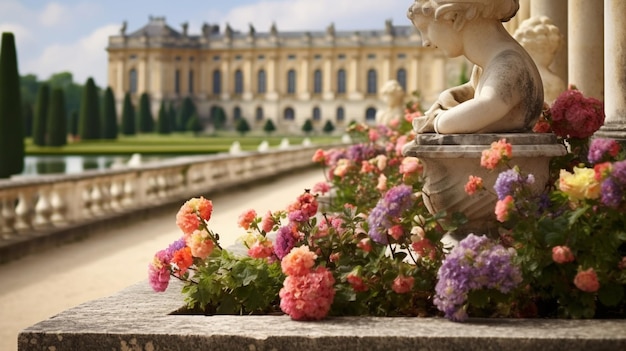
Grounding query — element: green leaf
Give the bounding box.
[598,283,625,307]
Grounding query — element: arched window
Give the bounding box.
[337,69,346,94]
[233,106,242,121]
[255,106,264,121]
[287,69,296,94]
[188,70,194,94]
[129,68,137,94]
[284,107,295,121]
[367,69,377,94]
[234,69,244,94]
[257,69,266,94]
[396,68,407,92]
[212,70,221,95]
[313,69,322,94]
[365,107,377,122]
[312,107,321,121]
[175,69,181,94]
[336,107,345,122]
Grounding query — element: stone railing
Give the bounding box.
[0,144,333,261]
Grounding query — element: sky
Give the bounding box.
[0,0,414,88]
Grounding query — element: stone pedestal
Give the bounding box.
[403,133,567,238]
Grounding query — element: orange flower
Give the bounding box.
[171,247,193,275]
[464,175,484,195]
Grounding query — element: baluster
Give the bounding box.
[99,180,112,213]
[122,178,134,207]
[110,180,123,211]
[49,189,67,225]
[1,195,17,238]
[82,187,92,217]
[14,189,35,231]
[157,174,168,199]
[90,184,103,215]
[33,189,52,228]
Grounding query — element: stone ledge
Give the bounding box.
[18,280,626,351]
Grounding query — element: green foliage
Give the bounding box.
[235,118,251,135]
[46,88,67,146]
[33,83,50,146]
[120,92,135,135]
[156,101,171,134]
[68,110,78,138]
[263,119,276,134]
[47,72,83,116]
[210,105,226,130]
[168,101,177,132]
[301,119,314,134]
[78,77,101,140]
[20,74,39,106]
[186,113,203,134]
[177,97,195,131]
[0,32,25,178]
[22,101,33,137]
[137,92,154,133]
[101,87,118,140]
[322,119,335,134]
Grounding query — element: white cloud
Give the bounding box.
[39,2,68,27]
[22,24,118,87]
[0,23,33,44]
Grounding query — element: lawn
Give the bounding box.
[25,132,343,156]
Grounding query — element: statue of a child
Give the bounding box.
[407,0,544,134]
[375,80,406,126]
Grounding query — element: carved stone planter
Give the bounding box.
[403,133,567,238]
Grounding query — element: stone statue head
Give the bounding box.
[408,0,519,31]
[513,16,562,66]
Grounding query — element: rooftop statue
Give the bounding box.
[407,0,544,134]
[513,16,566,103]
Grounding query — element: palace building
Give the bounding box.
[106,16,465,131]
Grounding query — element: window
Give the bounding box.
[287,54,297,60]
[233,106,242,121]
[129,68,137,93]
[257,55,265,60]
[212,70,221,95]
[396,68,407,92]
[258,69,266,94]
[338,54,346,60]
[365,107,377,122]
[284,107,295,121]
[337,69,346,94]
[255,107,264,121]
[313,69,322,94]
[287,69,296,94]
[235,55,243,61]
[367,69,377,94]
[312,107,321,121]
[234,69,244,94]
[336,107,345,122]
[188,70,194,94]
[314,54,322,60]
[397,53,407,59]
[175,69,181,94]
[213,55,221,61]
[367,54,376,60]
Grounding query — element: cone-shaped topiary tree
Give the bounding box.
[177,96,195,131]
[235,117,251,136]
[78,77,101,140]
[263,119,276,135]
[121,92,135,135]
[301,119,314,135]
[46,87,67,146]
[156,100,171,134]
[168,101,177,132]
[68,110,78,140]
[137,92,154,133]
[322,119,335,134]
[23,102,33,137]
[101,87,118,139]
[0,32,24,178]
[186,112,203,135]
[32,83,49,146]
[211,105,226,130]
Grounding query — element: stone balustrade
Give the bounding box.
[0,145,332,262]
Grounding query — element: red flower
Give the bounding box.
[573,268,600,293]
[550,89,605,139]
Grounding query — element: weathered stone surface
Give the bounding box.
[18,280,626,351]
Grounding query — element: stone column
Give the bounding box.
[595,0,626,143]
[531,0,568,84]
[322,56,334,100]
[568,0,603,100]
[299,56,311,100]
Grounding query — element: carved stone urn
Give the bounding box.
[403,133,567,240]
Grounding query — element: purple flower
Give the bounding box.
[493,169,534,200]
[612,160,626,184]
[588,138,620,164]
[288,209,308,223]
[367,185,415,244]
[275,225,298,259]
[434,234,522,322]
[601,178,623,208]
[166,237,187,259]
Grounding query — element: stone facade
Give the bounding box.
[106,17,465,131]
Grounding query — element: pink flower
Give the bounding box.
[247,241,274,259]
[392,275,415,294]
[347,273,368,292]
[368,129,380,142]
[376,174,388,192]
[312,148,326,163]
[480,139,512,170]
[261,211,276,233]
[399,157,421,175]
[618,257,626,270]
[186,230,215,259]
[551,246,575,264]
[176,197,213,234]
[395,135,409,155]
[237,209,257,230]
[411,238,437,260]
[357,238,372,253]
[148,250,171,292]
[281,245,317,276]
[329,252,341,262]
[361,160,376,173]
[464,175,484,195]
[550,89,605,139]
[333,159,350,178]
[376,155,388,171]
[279,266,335,320]
[388,224,404,241]
[288,192,319,219]
[574,268,600,293]
[495,195,514,222]
[312,181,330,195]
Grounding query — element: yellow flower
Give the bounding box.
[558,167,600,201]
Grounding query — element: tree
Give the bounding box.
[101,87,118,139]
[210,106,227,130]
[168,101,177,132]
[156,100,171,134]
[301,119,314,134]
[186,113,203,135]
[263,119,276,135]
[46,88,67,146]
[78,77,101,140]
[22,101,33,137]
[121,92,135,135]
[322,119,335,134]
[137,92,154,133]
[68,110,78,140]
[235,118,251,135]
[32,83,49,146]
[0,32,24,178]
[177,97,195,131]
